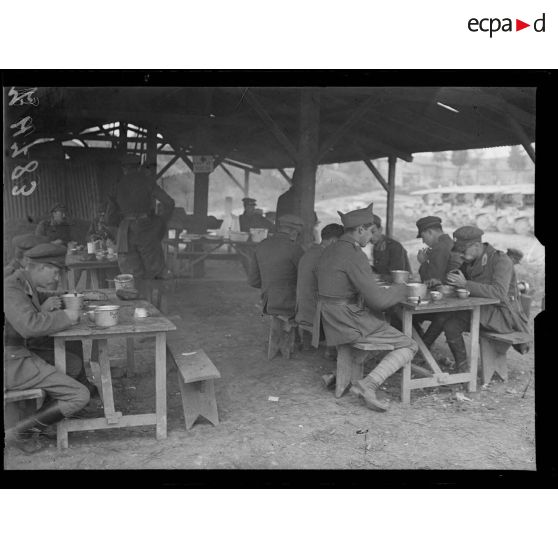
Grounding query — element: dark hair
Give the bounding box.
[371,214,382,228]
[321,223,344,240]
[344,222,373,234]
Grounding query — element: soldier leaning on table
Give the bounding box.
[4,233,49,277]
[314,203,417,412]
[35,202,75,246]
[427,226,531,374]
[4,244,94,454]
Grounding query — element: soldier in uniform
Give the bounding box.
[35,203,75,245]
[296,223,344,351]
[315,205,418,412]
[4,233,49,277]
[432,226,531,373]
[4,243,92,453]
[369,214,411,280]
[111,154,175,279]
[239,197,274,233]
[248,214,305,317]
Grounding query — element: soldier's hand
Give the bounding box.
[425,278,441,288]
[417,248,430,264]
[446,270,466,287]
[63,309,80,324]
[41,296,62,312]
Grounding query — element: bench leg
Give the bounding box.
[57,421,69,450]
[268,317,282,360]
[279,327,295,359]
[336,345,355,398]
[480,338,509,384]
[178,377,219,430]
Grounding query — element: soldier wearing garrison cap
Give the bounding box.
[426,225,531,374]
[4,243,100,453]
[315,203,417,412]
[4,234,49,277]
[248,213,305,317]
[109,153,175,279]
[239,197,274,233]
[35,202,75,246]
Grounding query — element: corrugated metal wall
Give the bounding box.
[4,159,100,222]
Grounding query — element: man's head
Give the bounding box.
[453,225,484,262]
[24,243,67,288]
[50,203,67,224]
[416,216,444,247]
[277,213,305,240]
[506,248,524,265]
[338,203,375,247]
[242,197,257,216]
[368,214,384,246]
[320,223,344,247]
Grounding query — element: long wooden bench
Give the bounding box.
[268,315,296,360]
[332,341,395,398]
[167,341,221,430]
[480,330,533,384]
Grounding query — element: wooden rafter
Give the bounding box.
[243,89,298,164]
[317,95,380,162]
[220,164,246,194]
[277,168,293,186]
[362,159,389,193]
[156,155,179,180]
[507,116,536,163]
[354,138,413,163]
[222,159,261,175]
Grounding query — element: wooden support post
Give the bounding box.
[507,116,536,164]
[146,126,157,177]
[118,121,127,154]
[386,156,397,238]
[362,159,389,193]
[291,90,321,245]
[244,168,250,197]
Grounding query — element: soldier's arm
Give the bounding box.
[465,254,512,301]
[150,180,175,218]
[4,284,72,338]
[347,253,407,310]
[247,251,262,288]
[388,243,409,272]
[424,243,452,282]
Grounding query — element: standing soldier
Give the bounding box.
[110,154,175,279]
[239,197,274,233]
[248,214,305,318]
[315,204,417,412]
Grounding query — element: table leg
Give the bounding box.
[155,332,167,439]
[97,338,119,423]
[468,307,480,393]
[126,338,136,377]
[54,338,69,449]
[67,269,76,292]
[401,309,412,405]
[90,269,100,289]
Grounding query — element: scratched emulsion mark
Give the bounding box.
[7,86,40,197]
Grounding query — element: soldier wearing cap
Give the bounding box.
[35,202,75,245]
[369,214,411,280]
[248,214,305,317]
[429,226,531,373]
[4,243,94,453]
[315,204,417,412]
[239,197,274,233]
[296,223,344,351]
[4,233,49,277]
[109,154,175,279]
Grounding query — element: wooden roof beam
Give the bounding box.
[318,95,380,162]
[222,159,261,175]
[355,137,413,163]
[220,163,247,194]
[243,89,298,164]
[507,116,536,163]
[277,168,293,186]
[156,155,179,180]
[362,159,389,193]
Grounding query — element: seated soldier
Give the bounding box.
[35,202,75,246]
[295,223,344,354]
[369,214,411,280]
[315,204,418,412]
[4,243,95,454]
[239,198,274,233]
[430,226,531,373]
[248,214,305,318]
[4,233,49,277]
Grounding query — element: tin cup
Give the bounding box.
[134,307,148,319]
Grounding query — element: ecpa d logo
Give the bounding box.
[468,13,545,37]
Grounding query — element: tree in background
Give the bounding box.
[507,145,527,183]
[451,150,469,185]
[468,149,485,183]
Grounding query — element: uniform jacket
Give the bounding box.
[4,270,73,388]
[462,243,530,334]
[112,171,175,253]
[239,213,274,233]
[418,233,459,282]
[35,219,73,244]
[247,232,304,316]
[316,233,408,346]
[295,243,324,326]
[372,235,411,278]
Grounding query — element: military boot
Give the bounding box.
[446,335,469,374]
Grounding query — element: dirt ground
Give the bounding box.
[4,254,539,471]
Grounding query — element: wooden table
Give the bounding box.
[163,237,255,277]
[50,292,176,449]
[398,296,499,404]
[65,252,119,291]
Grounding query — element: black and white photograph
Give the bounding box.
[2,77,548,474]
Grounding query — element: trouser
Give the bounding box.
[28,339,85,378]
[118,219,166,279]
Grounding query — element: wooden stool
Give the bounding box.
[4,389,46,429]
[268,315,296,360]
[480,331,532,384]
[167,344,221,430]
[335,342,394,398]
[297,323,314,351]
